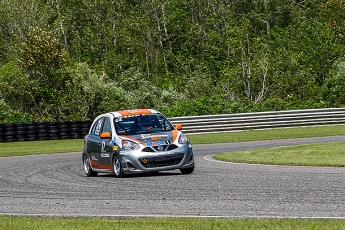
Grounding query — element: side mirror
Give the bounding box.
[174,124,182,130]
[100,132,111,139]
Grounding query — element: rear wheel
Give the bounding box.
[113,155,125,178]
[83,154,98,177]
[180,164,194,174]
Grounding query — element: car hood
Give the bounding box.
[119,130,179,146]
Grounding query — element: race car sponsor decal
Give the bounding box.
[114,117,123,122]
[151,136,162,141]
[101,153,110,158]
[112,136,122,147]
[140,134,168,139]
[149,151,174,157]
[146,141,165,147]
[92,156,98,161]
[113,146,119,151]
[101,141,106,153]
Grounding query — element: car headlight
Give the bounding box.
[122,140,140,150]
[178,133,188,144]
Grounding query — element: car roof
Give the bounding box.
[108,109,160,118]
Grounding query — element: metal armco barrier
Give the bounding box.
[0,108,345,142]
[168,108,345,134]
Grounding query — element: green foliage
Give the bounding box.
[0,98,31,123]
[320,0,345,42]
[257,97,330,112]
[158,95,247,117]
[96,83,133,114]
[0,61,32,113]
[0,0,345,121]
[19,27,68,84]
[66,62,119,120]
[322,58,345,105]
[18,27,70,121]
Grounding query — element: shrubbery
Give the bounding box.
[1,1,345,123]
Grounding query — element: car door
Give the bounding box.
[98,117,113,166]
[86,117,105,169]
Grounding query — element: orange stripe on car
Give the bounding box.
[171,129,178,142]
[117,109,153,117]
[118,135,145,146]
[90,160,113,171]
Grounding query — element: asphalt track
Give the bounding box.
[1,136,345,218]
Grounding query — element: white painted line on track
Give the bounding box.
[204,155,265,166]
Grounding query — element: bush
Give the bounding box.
[0,98,32,123]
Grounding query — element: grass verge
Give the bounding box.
[1,125,345,157]
[0,139,84,157]
[2,216,345,230]
[214,142,345,167]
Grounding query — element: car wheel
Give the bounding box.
[113,155,125,178]
[180,164,194,174]
[83,154,98,177]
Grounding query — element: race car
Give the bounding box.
[82,109,194,177]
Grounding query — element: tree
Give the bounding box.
[222,19,269,104]
[18,27,69,120]
[320,0,345,42]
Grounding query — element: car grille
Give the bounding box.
[142,144,178,152]
[139,152,184,168]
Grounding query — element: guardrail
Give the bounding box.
[0,108,344,142]
[169,108,345,134]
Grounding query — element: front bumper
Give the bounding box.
[120,143,194,174]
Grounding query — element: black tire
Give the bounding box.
[0,124,5,132]
[113,155,125,178]
[27,126,38,132]
[5,130,16,136]
[16,137,27,142]
[180,164,195,174]
[83,154,98,177]
[5,137,17,142]
[16,130,27,135]
[4,123,16,131]
[48,134,59,140]
[16,123,27,131]
[27,137,38,141]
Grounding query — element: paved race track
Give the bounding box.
[1,136,345,218]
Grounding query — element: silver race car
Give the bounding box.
[82,109,194,177]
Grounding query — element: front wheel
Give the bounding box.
[83,154,98,177]
[113,155,125,178]
[180,164,194,174]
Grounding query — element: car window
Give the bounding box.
[90,117,104,135]
[102,117,112,134]
[114,114,174,135]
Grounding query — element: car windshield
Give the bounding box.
[114,114,174,135]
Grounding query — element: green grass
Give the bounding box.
[215,142,345,167]
[2,125,345,228]
[2,216,345,230]
[1,125,345,157]
[0,139,84,157]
